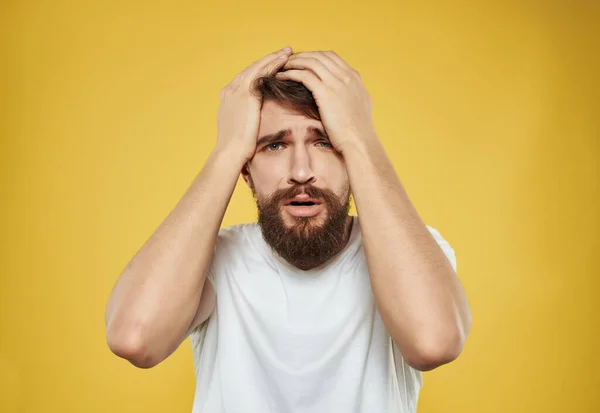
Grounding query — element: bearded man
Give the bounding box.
[105,46,472,413]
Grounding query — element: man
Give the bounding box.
[105,46,472,413]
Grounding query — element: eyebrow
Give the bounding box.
[256,127,329,148]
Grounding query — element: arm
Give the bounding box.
[277,50,472,372]
[343,138,471,371]
[105,146,244,368]
[104,46,294,368]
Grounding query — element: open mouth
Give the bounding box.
[283,197,324,217]
[284,196,322,206]
[289,201,317,206]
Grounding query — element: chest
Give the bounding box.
[214,255,376,341]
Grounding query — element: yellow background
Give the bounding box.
[1,1,598,412]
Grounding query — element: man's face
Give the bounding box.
[243,100,352,270]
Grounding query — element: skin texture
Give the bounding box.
[105,47,472,373]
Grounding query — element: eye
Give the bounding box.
[315,140,332,148]
[265,142,285,151]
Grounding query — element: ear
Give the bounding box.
[241,162,253,189]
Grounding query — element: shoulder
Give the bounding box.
[214,221,258,251]
[210,221,264,267]
[207,221,264,287]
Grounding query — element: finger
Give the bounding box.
[245,46,292,80]
[256,51,291,79]
[323,50,358,75]
[288,51,346,80]
[283,57,340,85]
[274,69,323,94]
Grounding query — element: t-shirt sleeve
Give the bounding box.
[204,226,232,292]
[205,241,219,291]
[206,264,216,289]
[425,225,457,272]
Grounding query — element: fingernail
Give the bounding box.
[281,46,291,52]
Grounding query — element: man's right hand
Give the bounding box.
[215,46,293,162]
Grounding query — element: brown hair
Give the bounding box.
[252,76,321,121]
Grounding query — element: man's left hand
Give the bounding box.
[276,51,377,154]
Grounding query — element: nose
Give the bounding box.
[287,145,315,186]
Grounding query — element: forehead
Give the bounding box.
[258,100,324,138]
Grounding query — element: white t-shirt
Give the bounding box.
[190,215,457,413]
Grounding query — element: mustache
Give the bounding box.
[266,185,335,205]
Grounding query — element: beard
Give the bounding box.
[251,182,352,271]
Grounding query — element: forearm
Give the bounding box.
[342,136,471,370]
[105,145,246,364]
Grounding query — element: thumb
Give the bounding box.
[257,47,292,78]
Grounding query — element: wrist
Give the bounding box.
[338,130,379,158]
[211,142,253,167]
[206,146,248,178]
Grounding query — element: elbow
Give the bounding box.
[397,296,472,372]
[408,305,473,371]
[405,345,461,372]
[106,324,162,369]
[403,332,467,372]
